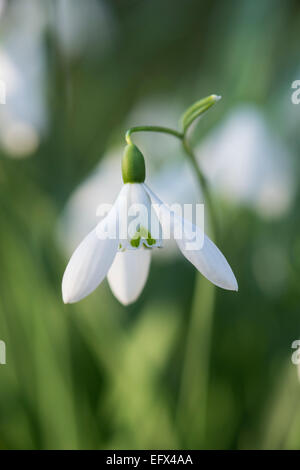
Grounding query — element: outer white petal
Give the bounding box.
[107,248,151,305]
[175,221,238,291]
[144,183,238,291]
[62,197,122,304]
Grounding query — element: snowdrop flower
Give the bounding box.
[62,143,238,305]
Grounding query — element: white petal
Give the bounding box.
[126,183,151,208]
[107,248,151,305]
[118,183,162,249]
[62,216,118,304]
[175,220,238,291]
[143,183,238,291]
[143,183,174,237]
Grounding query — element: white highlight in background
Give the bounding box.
[0,79,6,104]
[0,340,6,365]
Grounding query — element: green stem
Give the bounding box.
[179,138,217,448]
[182,137,218,240]
[176,277,215,448]
[126,126,183,146]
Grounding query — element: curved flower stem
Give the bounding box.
[125,126,183,146]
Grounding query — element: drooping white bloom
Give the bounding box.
[62,181,238,305]
[198,107,295,219]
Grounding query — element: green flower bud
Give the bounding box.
[122,144,146,183]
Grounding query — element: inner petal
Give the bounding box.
[117,183,163,250]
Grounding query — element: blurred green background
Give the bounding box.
[0,0,300,450]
